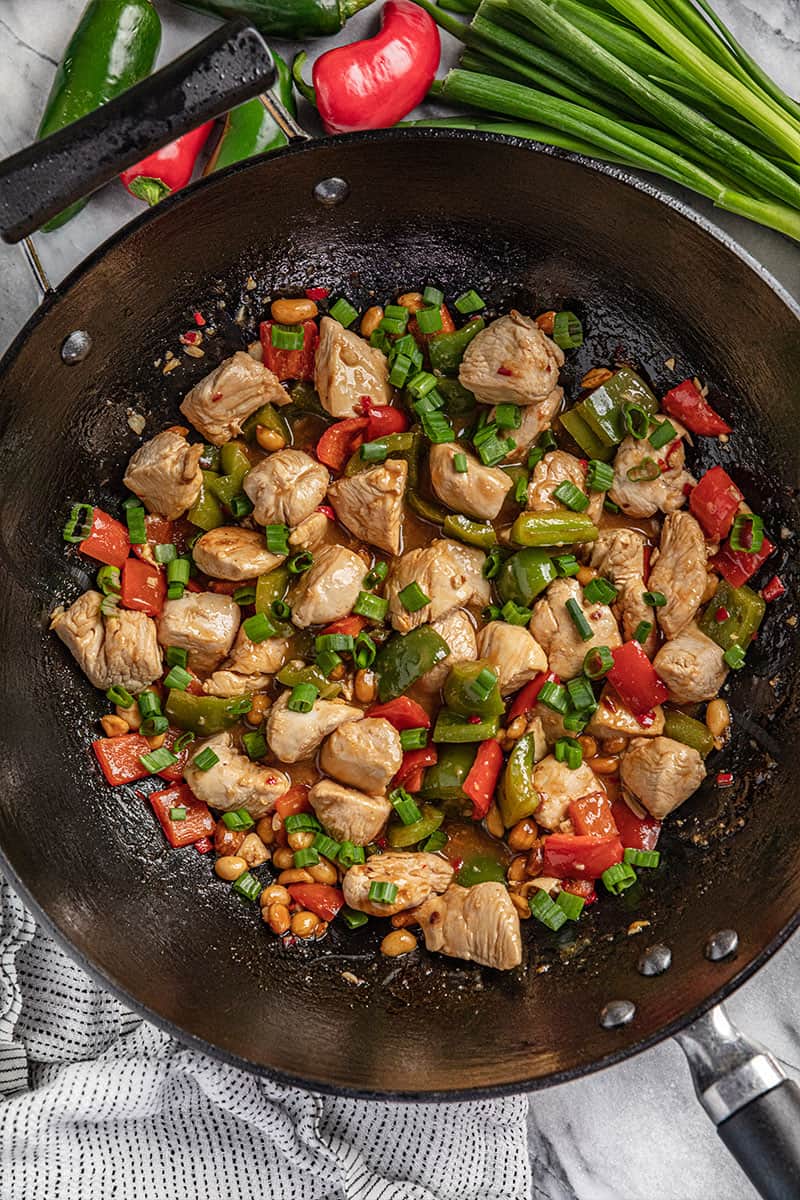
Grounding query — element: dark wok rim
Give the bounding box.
[2,127,800,1101]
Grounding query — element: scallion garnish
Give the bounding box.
[271,324,305,350]
[633,620,653,644]
[467,666,498,705]
[354,632,377,669]
[482,604,502,622]
[316,649,343,677]
[222,808,255,831]
[406,371,438,399]
[163,664,192,691]
[166,645,189,669]
[329,297,358,328]
[294,847,320,868]
[242,731,268,760]
[500,600,532,626]
[125,503,146,545]
[624,402,650,440]
[567,677,595,712]
[601,862,637,895]
[389,786,423,826]
[494,403,522,430]
[421,410,455,443]
[648,419,678,450]
[106,684,133,708]
[423,285,444,307]
[423,830,448,853]
[233,584,257,606]
[453,452,468,474]
[139,746,178,774]
[529,888,567,931]
[454,289,485,314]
[338,841,365,869]
[389,355,413,388]
[353,591,388,621]
[287,550,313,575]
[137,690,161,719]
[642,590,667,607]
[232,871,262,902]
[730,513,765,554]
[624,848,661,869]
[399,727,428,751]
[96,565,121,595]
[342,906,368,929]
[604,498,621,514]
[384,304,411,325]
[243,612,276,643]
[583,645,614,679]
[379,316,407,337]
[513,471,529,506]
[415,306,443,335]
[555,890,586,921]
[482,547,503,579]
[169,807,187,822]
[368,880,399,904]
[626,457,662,483]
[552,554,580,577]
[552,310,583,349]
[166,557,190,600]
[192,747,220,772]
[271,599,291,621]
[63,502,94,543]
[565,597,594,641]
[538,680,569,714]
[312,832,341,861]
[230,493,254,519]
[585,460,614,492]
[554,736,583,770]
[285,813,321,833]
[552,480,590,512]
[265,524,291,555]
[584,577,618,605]
[398,582,431,613]
[173,731,195,754]
[287,683,318,713]
[364,561,388,589]
[724,643,747,670]
[316,633,355,654]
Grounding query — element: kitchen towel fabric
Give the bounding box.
[0,877,531,1200]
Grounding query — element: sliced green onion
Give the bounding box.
[329,297,358,328]
[222,808,255,831]
[242,731,268,760]
[482,604,503,622]
[400,727,429,750]
[407,370,438,399]
[604,498,621,514]
[173,731,195,754]
[192,747,220,772]
[586,459,614,491]
[730,513,765,554]
[368,880,399,903]
[552,310,583,349]
[96,564,121,596]
[643,590,667,607]
[567,677,595,712]
[354,632,377,669]
[454,289,485,314]
[353,591,388,621]
[379,316,407,337]
[423,285,444,307]
[552,481,589,512]
[527,446,544,470]
[513,471,530,506]
[341,906,368,928]
[562,711,589,734]
[285,813,321,833]
[271,323,305,350]
[552,554,580,577]
[265,524,291,555]
[169,807,187,821]
[416,306,443,334]
[389,787,423,826]
[633,620,653,644]
[228,696,253,717]
[529,887,568,930]
[627,457,662,483]
[724,643,747,669]
[243,612,277,643]
[482,547,503,579]
[63,502,94,543]
[539,680,569,714]
[233,584,257,606]
[583,645,614,679]
[232,871,262,902]
[476,432,514,467]
[316,649,343,677]
[163,665,192,691]
[624,402,651,440]
[554,736,583,770]
[385,304,411,324]
[421,411,455,443]
[137,690,161,719]
[398,582,431,613]
[538,430,557,452]
[584,577,618,605]
[293,847,320,868]
[648,419,678,450]
[229,493,253,519]
[139,746,178,774]
[566,597,594,641]
[166,558,190,600]
[453,452,468,474]
[166,645,189,669]
[501,600,532,626]
[467,666,498,704]
[126,504,146,545]
[494,403,522,430]
[370,329,391,355]
[338,841,365,869]
[313,833,342,861]
[106,684,133,708]
[271,599,291,620]
[601,862,638,895]
[389,354,413,388]
[423,830,448,852]
[624,848,661,869]
[287,551,313,575]
[364,561,388,590]
[315,634,355,653]
[287,683,318,713]
[555,890,586,920]
[100,593,120,618]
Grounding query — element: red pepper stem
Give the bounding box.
[291,52,317,107]
[127,175,171,206]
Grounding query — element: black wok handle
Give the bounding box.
[0,20,276,244]
[676,1003,800,1200]
[718,1081,800,1200]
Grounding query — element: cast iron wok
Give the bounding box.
[0,21,799,1199]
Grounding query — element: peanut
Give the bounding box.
[287,830,314,851]
[535,310,556,335]
[397,292,424,312]
[308,858,338,885]
[380,929,417,956]
[101,714,129,737]
[291,910,319,938]
[509,892,532,919]
[255,815,276,845]
[260,884,291,908]
[255,426,286,452]
[265,902,290,934]
[589,755,620,775]
[246,694,271,726]
[505,716,527,741]
[271,846,295,870]
[271,297,318,324]
[215,855,247,882]
[508,818,538,853]
[578,735,598,759]
[354,669,377,704]
[360,306,384,337]
[601,736,627,755]
[706,698,731,739]
[278,868,314,885]
[484,802,505,840]
[507,855,528,883]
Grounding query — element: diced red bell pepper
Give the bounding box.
[259,319,318,382]
[93,727,189,787]
[287,883,344,921]
[120,557,166,617]
[360,400,409,439]
[712,535,775,588]
[206,579,244,595]
[149,783,215,848]
[611,799,661,851]
[186,578,204,593]
[463,739,505,820]
[409,304,456,345]
[78,507,130,568]
[392,745,438,792]
[132,514,175,564]
[507,671,559,723]
[320,614,369,638]
[689,466,744,541]
[761,575,786,602]
[607,641,669,717]
[275,783,311,819]
[305,287,329,301]
[542,833,623,879]
[157,727,193,782]
[561,879,597,905]
[367,696,431,730]
[662,378,732,436]
[569,792,618,839]
[316,417,370,472]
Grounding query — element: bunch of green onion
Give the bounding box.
[410,0,800,241]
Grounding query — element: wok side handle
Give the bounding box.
[0,20,276,244]
[676,1004,800,1200]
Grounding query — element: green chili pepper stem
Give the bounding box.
[291,51,318,106]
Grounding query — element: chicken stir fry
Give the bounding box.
[55,287,775,970]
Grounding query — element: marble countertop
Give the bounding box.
[1,2,799,1196]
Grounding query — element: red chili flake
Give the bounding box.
[357,395,375,414]
[579,458,588,470]
[316,504,336,520]
[682,482,693,496]
[637,710,656,728]
[180,330,202,345]
[716,772,734,787]
[715,606,730,623]
[305,287,329,301]
[193,311,206,327]
[467,714,482,724]
[375,835,388,849]
[497,366,513,377]
[761,575,786,602]
[194,837,213,854]
[210,391,223,404]
[449,856,464,873]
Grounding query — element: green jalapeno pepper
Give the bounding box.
[432,710,500,743]
[165,689,252,734]
[172,0,374,38]
[497,547,557,606]
[497,730,540,827]
[187,471,226,531]
[510,511,599,548]
[442,513,498,549]
[428,318,485,376]
[663,708,715,757]
[698,579,766,650]
[443,660,505,719]
[418,744,477,801]
[576,367,659,449]
[206,51,296,173]
[375,625,450,702]
[387,804,444,849]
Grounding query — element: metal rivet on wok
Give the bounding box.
[705,929,739,961]
[599,999,636,1029]
[637,944,672,977]
[313,177,350,206]
[61,330,92,364]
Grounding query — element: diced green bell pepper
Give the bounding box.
[442,513,498,549]
[511,511,599,547]
[577,367,659,448]
[433,710,500,742]
[435,377,477,417]
[255,565,290,614]
[276,662,341,699]
[443,660,505,718]
[418,744,477,801]
[164,689,251,735]
[428,318,485,375]
[457,853,507,887]
[242,403,291,445]
[559,407,614,461]
[663,708,715,757]
[375,624,450,702]
[209,441,251,508]
[497,731,540,827]
[497,547,557,606]
[288,380,326,417]
[344,431,416,476]
[698,579,766,650]
[187,471,225,531]
[387,804,444,849]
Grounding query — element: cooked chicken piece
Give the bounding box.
[314,316,391,418]
[609,420,695,517]
[180,351,288,445]
[529,577,622,680]
[192,526,284,582]
[343,852,454,916]
[533,703,571,747]
[157,592,239,675]
[123,430,203,520]
[417,608,478,696]
[203,627,290,697]
[475,622,547,695]
[184,731,289,818]
[51,590,161,694]
[319,718,403,794]
[238,832,270,868]
[528,450,603,525]
[289,544,366,628]
[533,755,606,829]
[490,397,564,463]
[620,735,706,819]
[652,623,728,703]
[586,685,665,739]
[385,539,490,634]
[327,459,407,555]
[416,882,522,971]
[243,448,329,528]
[589,527,655,653]
[288,510,329,552]
[429,443,512,521]
[309,778,392,846]
[266,692,363,763]
[459,311,565,406]
[648,511,710,639]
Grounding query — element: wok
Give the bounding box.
[0,22,799,1198]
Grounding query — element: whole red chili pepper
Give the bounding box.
[313,0,440,134]
[121,122,214,205]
